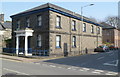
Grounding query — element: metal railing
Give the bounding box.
[32,50,49,56]
[2,48,49,56]
[3,48,16,54]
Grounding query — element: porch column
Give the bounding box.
[16,36,19,55]
[25,36,28,56]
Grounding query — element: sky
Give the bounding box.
[1,2,118,22]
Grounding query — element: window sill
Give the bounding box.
[55,26,62,29]
[56,46,61,49]
[83,31,86,32]
[72,29,76,31]
[72,46,76,48]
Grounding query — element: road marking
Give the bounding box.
[71,66,78,69]
[109,53,114,56]
[3,68,29,75]
[103,60,118,66]
[92,71,101,74]
[105,72,118,75]
[97,57,104,60]
[70,66,79,70]
[67,67,71,69]
[49,65,56,67]
[91,70,104,74]
[94,70,104,72]
[116,60,119,66]
[79,68,90,72]
[82,68,90,71]
[42,64,47,66]
[79,69,84,71]
[71,68,76,70]
[35,63,40,64]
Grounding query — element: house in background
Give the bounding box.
[101,22,120,48]
[118,29,120,47]
[0,14,12,53]
[10,3,102,56]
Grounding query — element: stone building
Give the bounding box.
[101,22,120,48]
[0,14,12,53]
[118,29,120,47]
[10,3,102,56]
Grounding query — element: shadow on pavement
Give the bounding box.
[44,50,119,72]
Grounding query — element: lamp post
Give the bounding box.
[80,4,94,54]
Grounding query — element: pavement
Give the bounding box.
[0,54,65,63]
[0,51,98,63]
[1,50,119,75]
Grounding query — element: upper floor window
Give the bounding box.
[97,27,100,34]
[56,35,61,48]
[37,15,42,26]
[91,25,94,33]
[72,36,76,47]
[72,20,76,31]
[56,16,61,28]
[37,35,42,47]
[17,20,20,29]
[83,23,86,32]
[26,18,30,27]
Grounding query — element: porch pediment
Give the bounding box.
[14,28,34,36]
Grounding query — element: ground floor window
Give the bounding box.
[37,35,42,47]
[56,35,61,48]
[72,36,76,47]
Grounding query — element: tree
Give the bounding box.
[104,16,119,28]
[89,16,101,23]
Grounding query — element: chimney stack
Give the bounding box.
[0,14,4,23]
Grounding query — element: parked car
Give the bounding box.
[94,45,109,52]
[109,45,119,50]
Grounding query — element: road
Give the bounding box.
[2,50,119,75]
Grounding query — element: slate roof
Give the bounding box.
[10,3,102,27]
[0,22,5,30]
[100,22,116,29]
[11,3,92,20]
[11,3,73,17]
[0,21,12,30]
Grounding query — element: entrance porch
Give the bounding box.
[14,28,34,56]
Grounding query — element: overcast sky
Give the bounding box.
[1,2,118,22]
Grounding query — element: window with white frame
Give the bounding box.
[17,20,20,29]
[72,36,76,47]
[37,35,42,47]
[83,23,86,32]
[56,35,61,48]
[91,25,94,33]
[26,18,30,27]
[37,15,42,26]
[72,20,76,31]
[56,16,61,28]
[97,27,100,34]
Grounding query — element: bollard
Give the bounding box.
[85,48,88,54]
